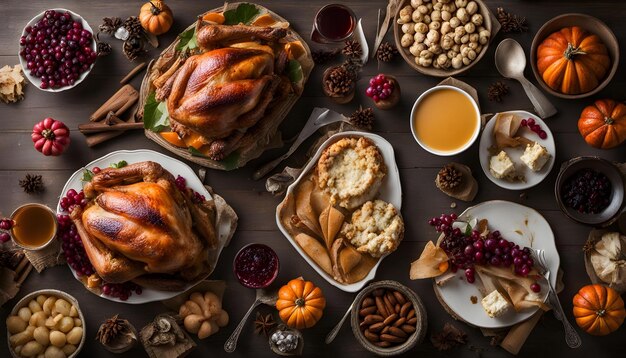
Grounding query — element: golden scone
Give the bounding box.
[317,137,387,209]
[341,200,404,257]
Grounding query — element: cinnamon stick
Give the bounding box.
[79,121,144,133]
[90,84,138,122]
[120,62,146,85]
[16,264,33,287]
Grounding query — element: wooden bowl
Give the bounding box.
[393,0,493,77]
[7,289,86,358]
[530,13,619,99]
[555,156,625,226]
[350,280,427,356]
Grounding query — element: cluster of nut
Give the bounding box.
[358,288,417,348]
[398,0,490,70]
[7,294,83,358]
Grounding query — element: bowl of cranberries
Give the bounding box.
[18,9,97,92]
[555,156,624,226]
[365,74,401,110]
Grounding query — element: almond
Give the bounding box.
[359,306,377,316]
[375,296,389,317]
[362,297,375,308]
[407,309,416,319]
[400,302,412,317]
[393,317,406,327]
[374,341,392,348]
[372,288,385,297]
[393,291,407,305]
[364,329,379,342]
[389,326,408,338]
[383,313,398,326]
[381,333,405,343]
[369,322,385,333]
[386,291,398,306]
[407,317,417,325]
[394,303,401,314]
[383,295,395,314]
[381,325,390,334]
[401,324,416,334]
[363,314,383,325]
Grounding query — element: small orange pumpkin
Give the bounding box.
[139,0,174,35]
[572,284,625,336]
[276,278,326,329]
[537,26,610,95]
[578,99,626,149]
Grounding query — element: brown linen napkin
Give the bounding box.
[23,239,65,273]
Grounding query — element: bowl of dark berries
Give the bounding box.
[18,9,97,92]
[556,156,625,226]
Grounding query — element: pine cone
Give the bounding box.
[97,315,125,345]
[324,66,354,96]
[437,165,462,190]
[376,42,398,62]
[342,40,363,58]
[312,49,340,64]
[19,174,44,194]
[340,58,362,78]
[496,7,528,33]
[97,41,112,57]
[123,35,147,61]
[100,17,122,35]
[349,107,374,130]
[123,16,144,38]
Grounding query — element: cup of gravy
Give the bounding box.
[10,203,58,250]
[410,85,481,156]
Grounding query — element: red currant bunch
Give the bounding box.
[366,74,394,102]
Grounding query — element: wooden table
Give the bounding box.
[1,1,625,357]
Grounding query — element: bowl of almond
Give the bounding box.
[350,280,427,356]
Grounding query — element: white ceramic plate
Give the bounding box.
[58,149,226,304]
[479,111,556,190]
[434,200,559,329]
[276,131,402,292]
[18,8,97,92]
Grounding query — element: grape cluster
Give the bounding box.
[429,213,540,292]
[58,188,143,300]
[19,9,96,89]
[365,74,395,102]
[520,118,547,140]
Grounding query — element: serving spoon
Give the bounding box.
[494,39,557,119]
[224,288,278,353]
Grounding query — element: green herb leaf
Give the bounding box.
[188,146,208,158]
[286,59,303,84]
[176,27,197,52]
[224,3,260,25]
[110,160,128,169]
[221,151,241,171]
[464,223,472,236]
[81,169,94,182]
[143,92,170,132]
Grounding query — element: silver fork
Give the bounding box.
[533,249,582,348]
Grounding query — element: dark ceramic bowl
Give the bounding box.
[530,13,619,99]
[350,280,427,356]
[555,156,625,226]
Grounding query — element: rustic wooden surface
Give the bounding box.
[1,1,625,357]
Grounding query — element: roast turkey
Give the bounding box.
[70,161,217,290]
[154,23,292,161]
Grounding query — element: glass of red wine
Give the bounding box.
[311,4,357,43]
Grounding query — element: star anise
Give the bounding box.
[487,81,509,102]
[254,312,276,337]
[497,7,528,33]
[430,323,467,351]
[19,173,44,194]
[342,39,363,58]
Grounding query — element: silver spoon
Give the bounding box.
[325,296,358,344]
[224,288,278,353]
[495,39,557,119]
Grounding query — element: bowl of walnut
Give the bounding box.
[394,0,493,77]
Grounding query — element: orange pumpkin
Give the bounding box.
[578,99,626,149]
[276,278,326,329]
[139,1,174,35]
[537,26,610,95]
[572,284,625,336]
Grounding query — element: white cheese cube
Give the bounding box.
[520,142,550,172]
[481,290,511,318]
[489,151,516,179]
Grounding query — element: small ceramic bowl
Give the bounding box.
[410,85,481,156]
[18,8,97,92]
[10,203,58,251]
[7,289,86,358]
[530,13,619,99]
[350,280,427,356]
[233,243,280,289]
[394,0,493,77]
[555,156,625,226]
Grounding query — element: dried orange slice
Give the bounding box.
[202,12,225,24]
[285,41,306,60]
[251,13,276,27]
[160,132,186,147]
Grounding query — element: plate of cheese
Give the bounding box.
[479,111,555,190]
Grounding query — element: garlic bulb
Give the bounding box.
[588,232,626,293]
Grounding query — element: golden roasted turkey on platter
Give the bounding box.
[141,3,313,170]
[70,161,217,291]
